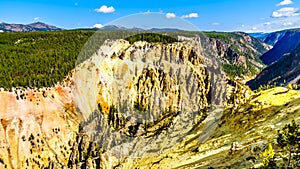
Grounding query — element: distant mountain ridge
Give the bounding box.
[260,30,287,46]
[255,29,300,65]
[0,22,62,32]
[97,25,184,32]
[250,31,286,46]
[247,43,300,89]
[249,32,269,41]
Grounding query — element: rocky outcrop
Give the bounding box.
[225,78,253,109]
[67,127,102,169]
[72,38,226,167]
[203,32,270,77]
[0,35,273,169]
[0,86,78,169]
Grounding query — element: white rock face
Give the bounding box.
[0,86,78,169]
[73,38,226,167]
[0,37,227,168]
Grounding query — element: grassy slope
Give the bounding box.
[121,87,300,168]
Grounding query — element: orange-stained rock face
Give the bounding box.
[0,36,257,169]
[0,85,79,169]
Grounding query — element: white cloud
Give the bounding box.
[272,7,299,18]
[165,13,176,19]
[181,13,199,19]
[34,17,40,21]
[95,5,115,13]
[212,22,220,26]
[144,10,151,15]
[242,16,300,33]
[244,26,264,33]
[282,22,293,26]
[93,24,103,28]
[277,0,293,6]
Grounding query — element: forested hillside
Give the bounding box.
[0,30,94,89]
[203,31,269,77]
[247,43,300,89]
[0,30,269,89]
[260,29,300,65]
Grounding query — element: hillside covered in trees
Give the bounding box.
[0,30,268,89]
[0,30,95,89]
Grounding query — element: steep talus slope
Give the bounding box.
[73,38,228,167]
[121,87,300,168]
[0,79,106,168]
[247,43,300,89]
[260,29,300,65]
[0,85,79,169]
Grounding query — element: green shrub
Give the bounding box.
[277,120,300,168]
[260,143,277,168]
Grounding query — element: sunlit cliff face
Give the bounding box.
[72,34,228,166]
[0,34,295,168]
[0,84,78,169]
[0,35,226,168]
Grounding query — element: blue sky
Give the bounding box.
[0,0,300,32]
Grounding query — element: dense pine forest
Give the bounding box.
[0,30,96,89]
[125,33,178,44]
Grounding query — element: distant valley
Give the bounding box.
[248,29,300,89]
[257,29,300,65]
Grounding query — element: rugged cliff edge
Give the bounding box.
[0,85,78,169]
[0,36,226,168]
[0,35,298,169]
[73,37,228,167]
[203,32,271,78]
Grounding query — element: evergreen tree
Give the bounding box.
[277,120,300,168]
